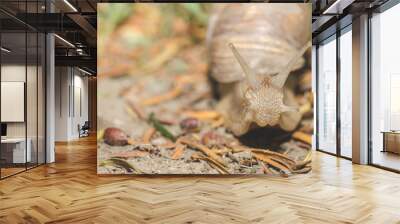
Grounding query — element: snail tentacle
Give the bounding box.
[228,43,260,90]
[272,40,312,88]
[281,104,298,113]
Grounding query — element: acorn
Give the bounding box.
[180,117,200,132]
[104,127,128,146]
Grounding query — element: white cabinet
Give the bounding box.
[1,138,32,163]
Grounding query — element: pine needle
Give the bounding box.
[148,112,176,142]
[100,158,142,174]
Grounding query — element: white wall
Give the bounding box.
[55,66,69,141]
[1,65,33,137]
[1,65,26,137]
[70,73,89,138]
[55,67,89,141]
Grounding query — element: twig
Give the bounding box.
[126,100,146,120]
[171,143,186,160]
[180,138,226,167]
[111,151,149,159]
[141,82,184,106]
[252,153,291,174]
[233,146,296,166]
[141,37,189,73]
[100,158,142,174]
[214,148,232,155]
[195,155,229,174]
[182,110,221,121]
[142,127,156,144]
[260,162,273,175]
[184,91,211,107]
[203,157,230,174]
[251,149,296,167]
[157,118,176,126]
[292,166,312,174]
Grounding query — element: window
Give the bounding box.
[370,3,400,171]
[339,27,352,158]
[317,36,337,154]
[0,1,46,179]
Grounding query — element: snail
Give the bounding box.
[207,3,311,136]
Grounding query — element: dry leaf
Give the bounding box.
[292,131,312,145]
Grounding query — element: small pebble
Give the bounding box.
[104,127,128,146]
[201,131,225,147]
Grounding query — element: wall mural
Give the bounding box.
[97,3,313,175]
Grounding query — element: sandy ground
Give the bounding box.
[97,45,312,175]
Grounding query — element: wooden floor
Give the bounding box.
[1,167,26,178]
[372,150,400,171]
[1,136,400,223]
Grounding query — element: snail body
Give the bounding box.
[207,3,311,136]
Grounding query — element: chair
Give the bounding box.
[79,121,90,138]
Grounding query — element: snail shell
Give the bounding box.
[207,3,311,135]
[208,3,311,83]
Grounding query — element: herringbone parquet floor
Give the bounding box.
[1,135,400,224]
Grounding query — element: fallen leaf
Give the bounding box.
[142,127,156,143]
[292,131,312,145]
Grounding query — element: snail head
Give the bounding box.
[228,42,310,127]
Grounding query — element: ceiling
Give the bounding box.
[1,0,396,74]
[0,0,98,74]
[311,0,391,43]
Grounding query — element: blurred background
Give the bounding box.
[98,3,211,78]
